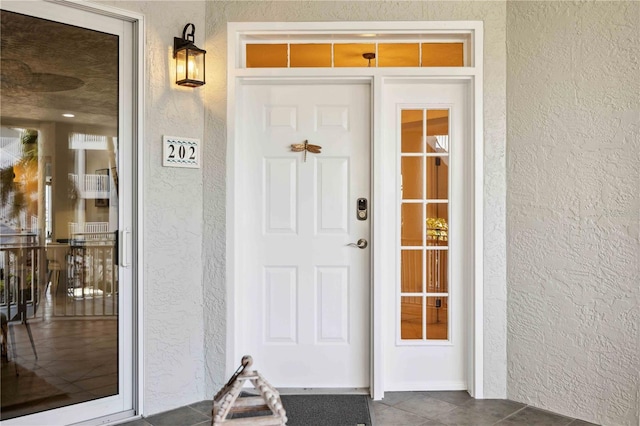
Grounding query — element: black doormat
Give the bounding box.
[280,394,371,426]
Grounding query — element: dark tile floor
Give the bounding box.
[2,290,598,426]
[118,392,599,426]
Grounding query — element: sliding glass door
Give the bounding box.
[0,1,135,424]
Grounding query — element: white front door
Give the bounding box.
[236,82,371,388]
[383,80,471,391]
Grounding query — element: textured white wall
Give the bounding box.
[97,0,207,415]
[203,1,508,399]
[506,2,640,425]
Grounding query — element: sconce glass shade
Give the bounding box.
[174,24,206,87]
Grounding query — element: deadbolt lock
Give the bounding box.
[357,197,368,221]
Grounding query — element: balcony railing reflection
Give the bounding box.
[0,233,45,321]
[1,231,117,319]
[68,173,111,199]
[0,199,38,234]
[50,230,118,317]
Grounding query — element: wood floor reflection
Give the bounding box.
[1,308,117,420]
[401,301,448,340]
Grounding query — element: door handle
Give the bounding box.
[347,238,368,249]
[121,228,131,268]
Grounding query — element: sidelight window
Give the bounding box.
[400,108,450,342]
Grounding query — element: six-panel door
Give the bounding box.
[237,83,371,387]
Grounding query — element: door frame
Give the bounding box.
[227,21,484,400]
[0,1,145,424]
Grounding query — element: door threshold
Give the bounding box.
[241,386,370,395]
[275,388,370,395]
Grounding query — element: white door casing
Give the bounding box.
[228,21,485,399]
[382,80,472,391]
[235,82,371,388]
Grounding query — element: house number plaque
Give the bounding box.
[163,135,200,168]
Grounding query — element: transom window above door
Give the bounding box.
[237,31,473,69]
[246,42,465,68]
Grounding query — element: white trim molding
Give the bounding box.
[227,20,484,400]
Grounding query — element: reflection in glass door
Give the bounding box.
[1,4,132,422]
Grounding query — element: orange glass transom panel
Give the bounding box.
[334,44,376,67]
[246,44,288,68]
[290,44,332,67]
[422,43,464,67]
[379,43,419,67]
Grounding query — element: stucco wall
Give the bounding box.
[506,2,640,425]
[203,1,508,399]
[98,1,207,415]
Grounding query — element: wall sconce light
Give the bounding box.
[173,23,206,87]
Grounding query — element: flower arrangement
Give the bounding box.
[426,217,448,242]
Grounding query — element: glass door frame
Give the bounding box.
[0,1,143,424]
